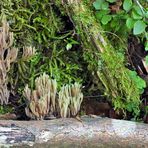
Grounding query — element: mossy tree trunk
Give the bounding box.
[54,0,145,116]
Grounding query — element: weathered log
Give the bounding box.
[0,117,148,147]
[0,123,35,146]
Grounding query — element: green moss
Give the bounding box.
[0,0,146,117]
[1,0,63,48]
[0,106,13,114]
[1,0,84,105]
[57,1,146,117]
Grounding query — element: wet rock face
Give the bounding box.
[0,118,148,147]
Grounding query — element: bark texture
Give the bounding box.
[0,117,148,147]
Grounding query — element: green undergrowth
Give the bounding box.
[92,0,147,117]
[93,0,148,50]
[0,0,85,108]
[0,105,14,114]
[0,0,147,119]
[56,0,146,117]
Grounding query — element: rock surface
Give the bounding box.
[0,117,148,147]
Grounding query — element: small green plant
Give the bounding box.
[0,105,13,114]
[65,37,79,50]
[92,0,147,117]
[93,0,148,49]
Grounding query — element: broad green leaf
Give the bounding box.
[133,5,143,16]
[95,10,110,19]
[132,11,142,19]
[106,0,116,3]
[133,20,146,35]
[126,17,135,29]
[123,0,132,12]
[129,70,146,89]
[95,12,104,20]
[136,77,146,89]
[93,0,104,10]
[110,18,119,28]
[93,1,101,10]
[101,15,112,25]
[93,0,109,10]
[101,2,109,10]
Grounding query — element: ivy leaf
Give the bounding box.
[123,0,132,12]
[133,20,146,35]
[126,17,135,29]
[101,15,112,25]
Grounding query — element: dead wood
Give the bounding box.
[0,117,148,147]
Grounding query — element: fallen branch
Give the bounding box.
[0,117,148,147]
